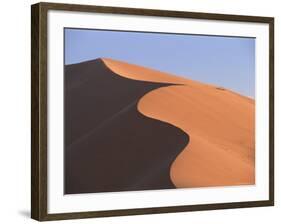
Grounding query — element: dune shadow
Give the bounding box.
[64,59,189,194]
[18,210,30,218]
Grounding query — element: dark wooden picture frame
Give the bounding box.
[31,2,274,221]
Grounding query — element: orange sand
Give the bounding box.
[102,58,255,188]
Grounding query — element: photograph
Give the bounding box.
[64,28,255,194]
[31,3,274,220]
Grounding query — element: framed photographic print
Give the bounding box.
[31,2,274,221]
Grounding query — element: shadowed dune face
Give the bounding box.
[64,59,188,194]
[65,57,255,194]
[103,58,255,188]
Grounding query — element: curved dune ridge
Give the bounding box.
[102,58,255,188]
[64,58,188,194]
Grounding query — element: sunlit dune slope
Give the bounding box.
[103,58,255,188]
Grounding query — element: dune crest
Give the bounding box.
[103,58,190,85]
[103,58,255,188]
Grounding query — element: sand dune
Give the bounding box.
[103,58,255,188]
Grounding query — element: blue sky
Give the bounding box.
[65,28,255,98]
